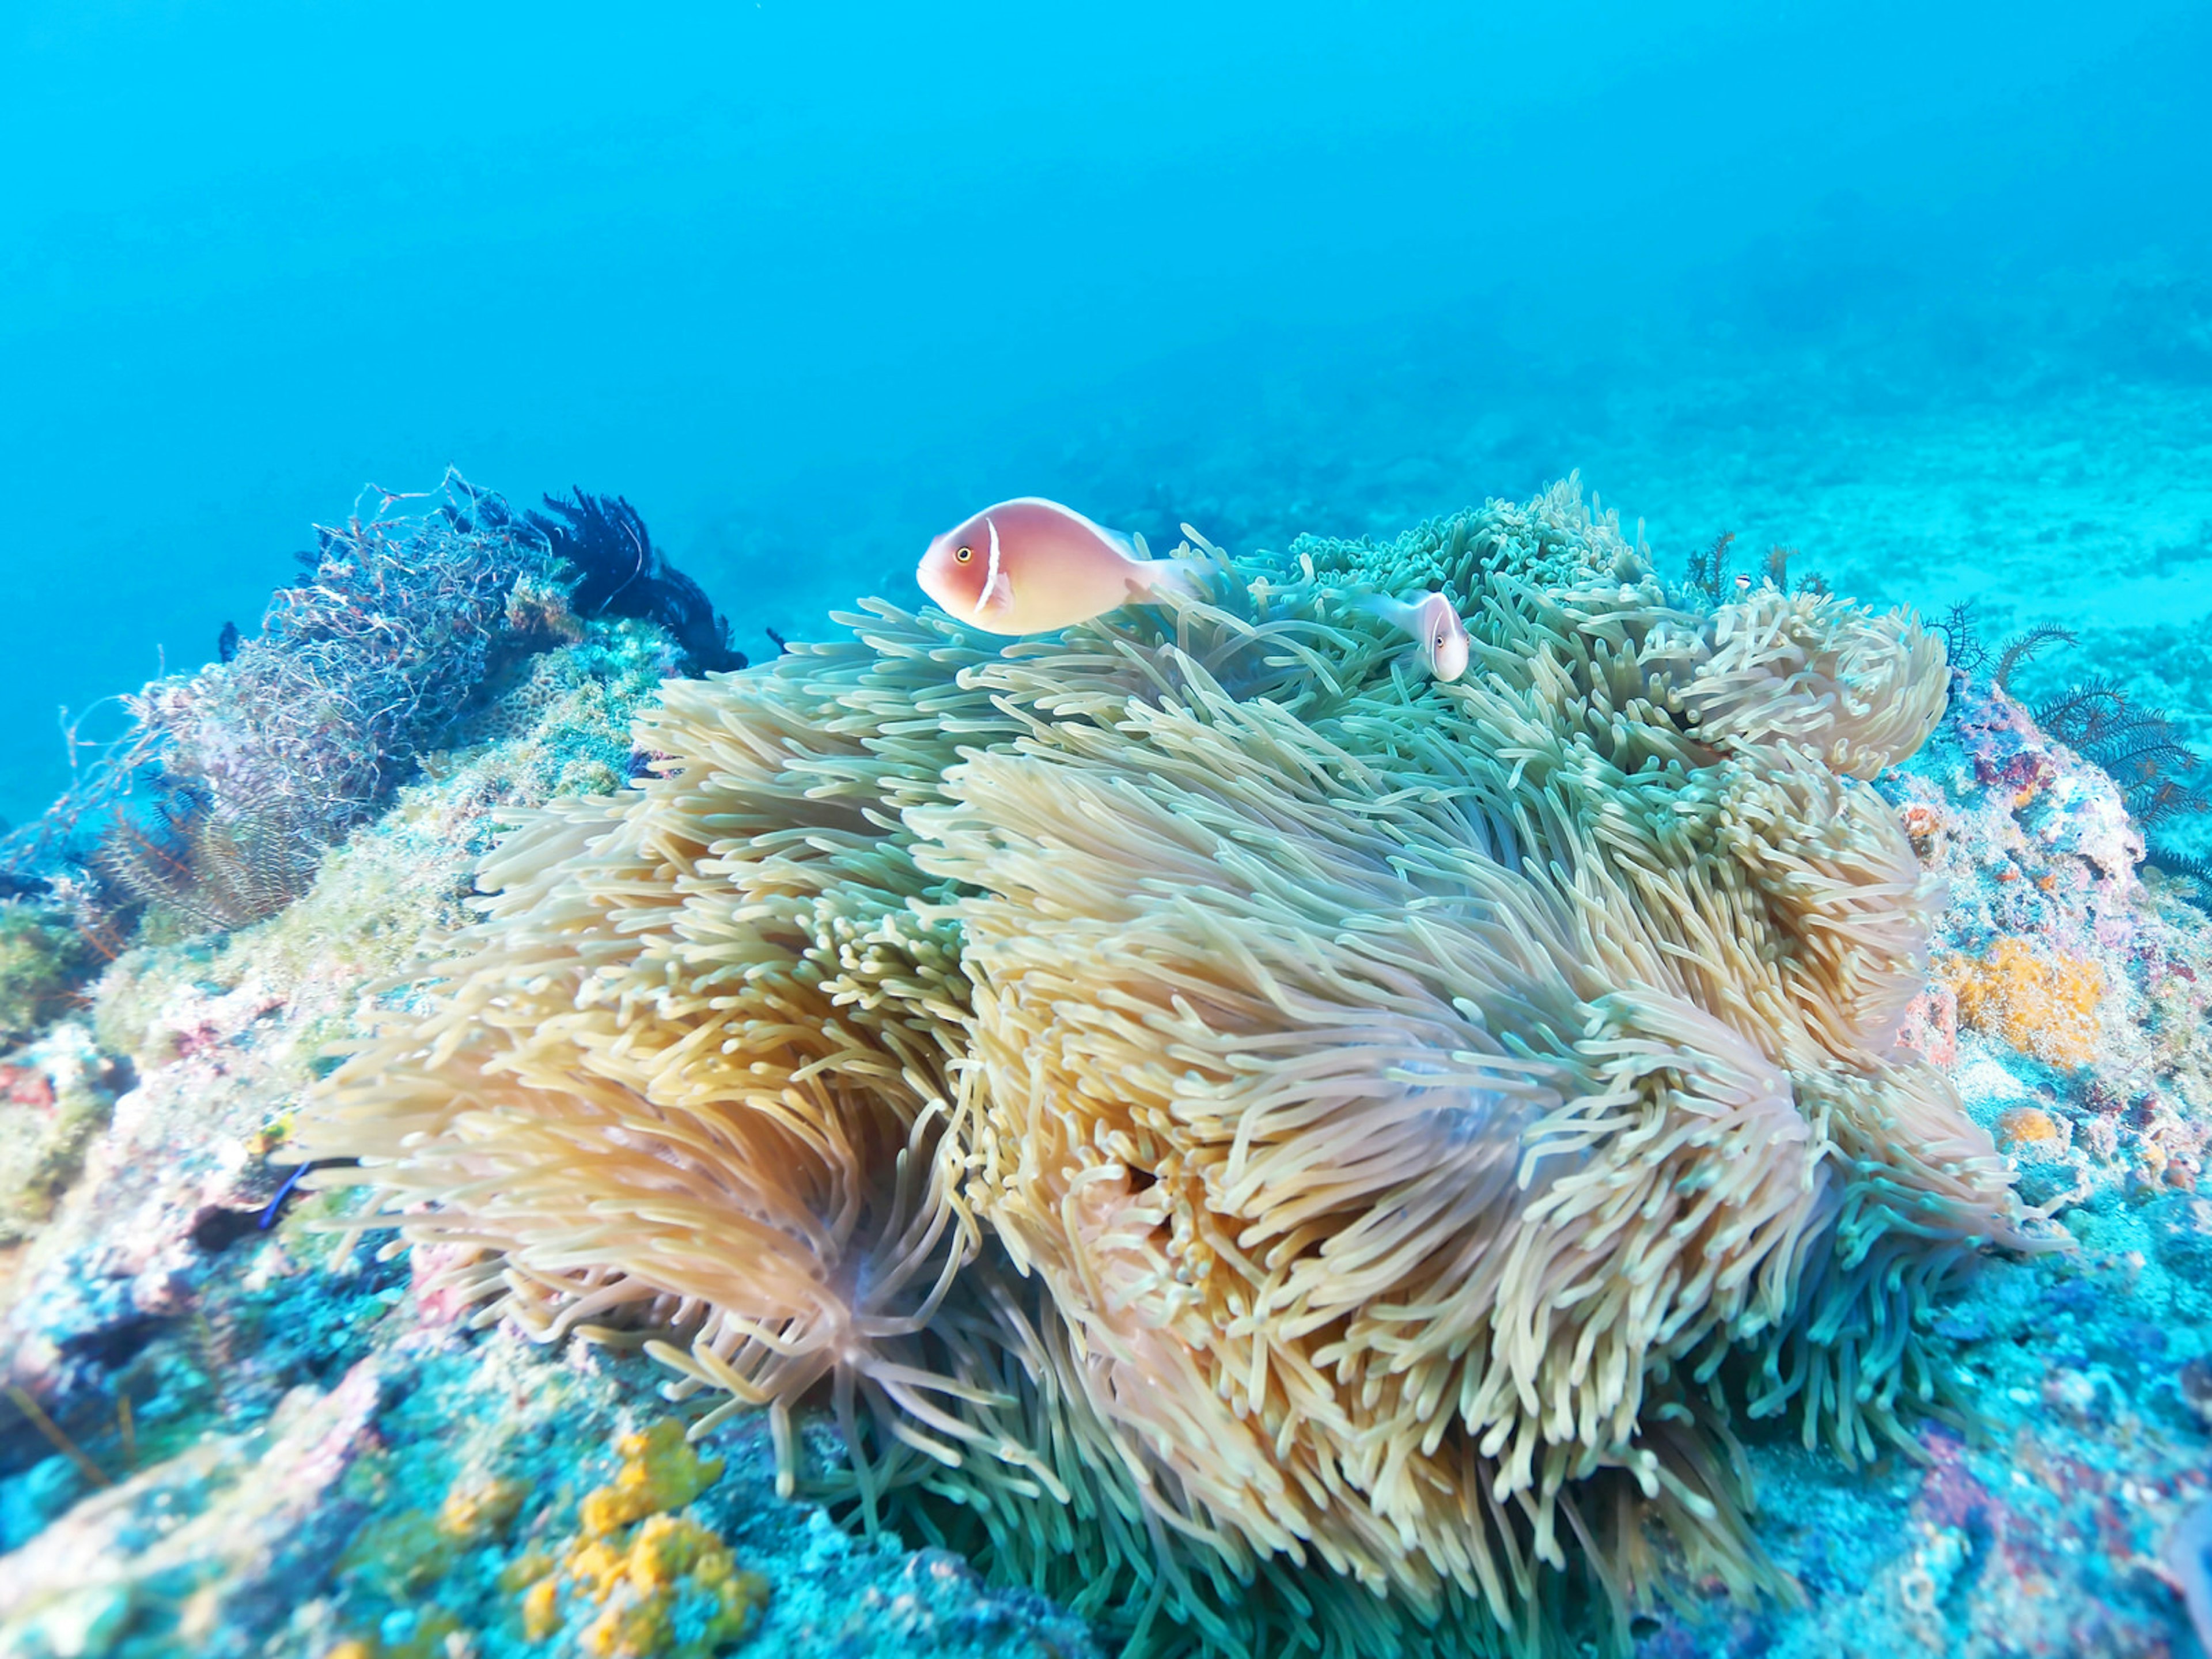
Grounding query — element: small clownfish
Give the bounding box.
[918,497,1203,635]
[1357,590,1469,682]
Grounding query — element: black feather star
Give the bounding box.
[525,490,748,673]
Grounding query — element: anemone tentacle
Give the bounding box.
[300,478,2018,1658]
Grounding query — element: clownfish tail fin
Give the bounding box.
[1134,555,1209,607]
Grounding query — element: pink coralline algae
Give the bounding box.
[1886,671,2212,1202]
[1632,666,2212,1657]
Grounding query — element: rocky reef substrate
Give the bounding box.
[1,486,2207,1659]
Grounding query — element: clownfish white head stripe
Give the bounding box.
[976,516,1007,622]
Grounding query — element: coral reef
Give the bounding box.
[1944,936,2107,1070]
[522,490,750,675]
[1629,660,2212,1657]
[298,481,2015,1655]
[0,1301,1092,1659]
[0,1025,120,1247]
[2,605,1097,1659]
[502,1421,769,1658]
[7,476,2210,1658]
[320,1414,769,1659]
[0,475,740,962]
[0,614,677,1441]
[1881,668,2212,1211]
[1946,602,2211,888]
[0,1357,389,1658]
[41,475,563,933]
[0,903,94,1045]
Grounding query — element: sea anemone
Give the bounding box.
[299,480,2024,1656]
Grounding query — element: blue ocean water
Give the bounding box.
[2,0,2208,825]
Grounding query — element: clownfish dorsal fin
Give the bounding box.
[1354,592,1418,631]
[1010,496,1141,562]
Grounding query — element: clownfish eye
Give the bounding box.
[955,546,974,563]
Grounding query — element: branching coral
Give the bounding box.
[0,473,562,934]
[300,480,2024,1657]
[0,472,743,943]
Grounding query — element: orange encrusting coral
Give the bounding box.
[578,1421,725,1535]
[514,1421,767,1659]
[1944,936,2105,1069]
[319,1608,463,1659]
[1994,1106,2064,1149]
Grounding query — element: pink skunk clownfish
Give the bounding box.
[1357,590,1470,682]
[918,497,1203,635]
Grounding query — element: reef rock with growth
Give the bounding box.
[298,481,2022,1655]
